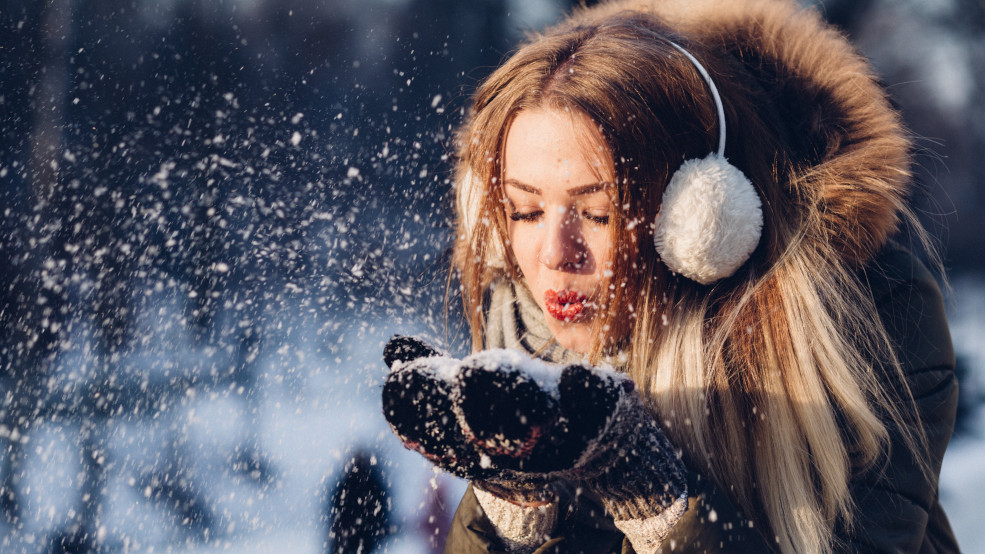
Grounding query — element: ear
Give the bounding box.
[653,154,762,284]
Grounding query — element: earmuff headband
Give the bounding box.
[652,41,764,284]
[668,42,727,157]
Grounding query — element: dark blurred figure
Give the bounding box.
[324,450,393,554]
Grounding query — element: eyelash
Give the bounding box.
[586,213,610,225]
[508,210,541,222]
[508,210,610,226]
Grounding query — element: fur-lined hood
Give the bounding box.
[558,0,911,268]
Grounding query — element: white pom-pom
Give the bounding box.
[653,154,763,284]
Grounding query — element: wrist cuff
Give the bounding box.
[473,486,559,552]
[611,493,688,554]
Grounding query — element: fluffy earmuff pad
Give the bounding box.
[653,154,763,284]
[457,169,507,269]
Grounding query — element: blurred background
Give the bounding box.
[0,0,983,552]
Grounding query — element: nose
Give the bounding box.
[538,207,588,270]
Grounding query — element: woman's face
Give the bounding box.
[502,107,616,354]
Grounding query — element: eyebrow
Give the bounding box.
[504,179,609,196]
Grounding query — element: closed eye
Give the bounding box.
[509,210,543,222]
[583,212,609,225]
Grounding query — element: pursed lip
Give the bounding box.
[544,289,589,322]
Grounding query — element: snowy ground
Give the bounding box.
[2,275,982,553]
[940,408,985,553]
[938,275,985,553]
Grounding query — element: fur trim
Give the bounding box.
[568,0,912,266]
[654,154,763,284]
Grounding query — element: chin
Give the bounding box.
[547,322,593,355]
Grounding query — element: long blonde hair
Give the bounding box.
[451,2,933,552]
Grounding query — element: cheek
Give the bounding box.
[507,223,537,275]
[586,229,616,271]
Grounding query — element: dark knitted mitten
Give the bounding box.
[382,335,688,523]
[381,337,487,478]
[382,337,557,503]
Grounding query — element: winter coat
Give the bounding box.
[444,243,959,553]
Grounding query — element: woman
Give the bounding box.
[382,0,960,552]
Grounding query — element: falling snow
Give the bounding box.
[1,0,983,552]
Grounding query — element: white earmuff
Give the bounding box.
[652,42,763,284]
[457,169,507,269]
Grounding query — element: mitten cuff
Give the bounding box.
[599,481,687,520]
[473,486,558,552]
[612,493,688,554]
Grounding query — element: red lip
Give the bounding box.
[544,289,588,322]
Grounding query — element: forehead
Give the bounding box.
[502,107,613,192]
